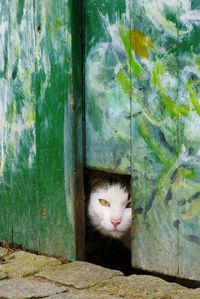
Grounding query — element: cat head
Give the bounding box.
[88,183,132,239]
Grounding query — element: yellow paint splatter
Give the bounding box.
[128,29,155,59]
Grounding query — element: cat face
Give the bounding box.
[88,183,132,239]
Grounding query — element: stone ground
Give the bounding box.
[0,247,200,298]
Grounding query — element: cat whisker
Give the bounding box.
[87,223,100,232]
[93,225,103,231]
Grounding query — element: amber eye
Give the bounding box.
[126,200,131,208]
[99,199,110,207]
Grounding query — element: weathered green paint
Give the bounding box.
[0,0,84,260]
[1,0,200,280]
[85,0,200,280]
[129,0,200,280]
[85,0,131,174]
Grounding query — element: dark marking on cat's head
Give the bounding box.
[87,170,131,195]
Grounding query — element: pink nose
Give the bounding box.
[111,218,122,228]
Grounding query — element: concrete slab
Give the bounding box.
[0,251,62,277]
[0,272,7,280]
[0,247,8,257]
[0,278,66,299]
[0,248,199,299]
[37,261,123,289]
[93,274,200,299]
[48,290,122,299]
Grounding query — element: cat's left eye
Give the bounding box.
[99,199,110,207]
[126,200,131,208]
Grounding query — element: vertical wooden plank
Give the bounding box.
[130,0,180,275]
[0,0,38,248]
[85,0,131,174]
[176,0,200,280]
[34,0,75,258]
[0,0,13,240]
[129,0,200,280]
[0,0,84,260]
[34,0,84,259]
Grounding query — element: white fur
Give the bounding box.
[88,183,131,239]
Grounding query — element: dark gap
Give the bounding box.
[129,268,200,289]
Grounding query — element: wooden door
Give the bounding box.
[130,0,200,280]
[0,0,84,260]
[85,0,200,280]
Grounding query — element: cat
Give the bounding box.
[87,172,132,248]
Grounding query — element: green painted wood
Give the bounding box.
[128,0,200,280]
[175,0,200,280]
[84,0,131,174]
[85,0,200,280]
[2,0,200,279]
[129,0,180,276]
[0,0,84,260]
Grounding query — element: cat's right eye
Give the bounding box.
[99,199,110,207]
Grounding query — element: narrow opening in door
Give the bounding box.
[84,169,132,275]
